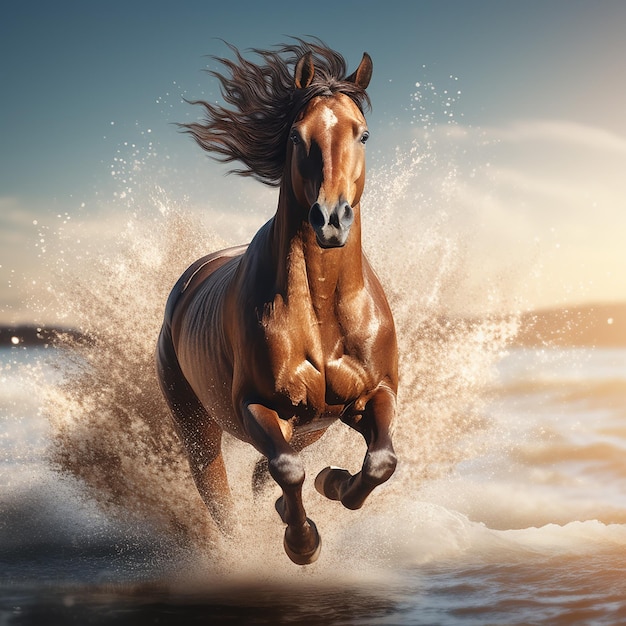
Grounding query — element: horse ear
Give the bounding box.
[346,52,373,90]
[294,52,315,89]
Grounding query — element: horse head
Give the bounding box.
[288,52,373,249]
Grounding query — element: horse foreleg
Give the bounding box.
[242,402,321,565]
[315,385,397,510]
[252,429,327,498]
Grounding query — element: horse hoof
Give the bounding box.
[314,466,352,501]
[284,518,321,565]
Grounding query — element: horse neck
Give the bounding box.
[271,181,364,314]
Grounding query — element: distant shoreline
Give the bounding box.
[1,302,624,348]
[0,325,83,348]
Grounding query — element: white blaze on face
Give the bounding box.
[322,106,338,131]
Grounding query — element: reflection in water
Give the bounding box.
[6,584,401,626]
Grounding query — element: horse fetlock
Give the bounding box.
[269,452,305,488]
[363,449,397,485]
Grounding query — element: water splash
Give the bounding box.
[25,91,519,580]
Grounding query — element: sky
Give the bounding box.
[1,0,625,324]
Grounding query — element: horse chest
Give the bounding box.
[263,306,373,413]
[290,352,369,406]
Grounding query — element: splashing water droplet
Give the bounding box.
[25,83,519,575]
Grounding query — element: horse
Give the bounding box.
[156,40,398,565]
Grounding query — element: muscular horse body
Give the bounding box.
[157,42,398,564]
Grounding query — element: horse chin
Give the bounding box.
[316,237,346,249]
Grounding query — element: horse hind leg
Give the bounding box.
[178,415,234,534]
[156,326,235,535]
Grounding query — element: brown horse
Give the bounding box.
[156,41,398,565]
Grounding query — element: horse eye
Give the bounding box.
[290,130,301,145]
[360,131,370,144]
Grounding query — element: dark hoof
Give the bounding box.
[284,518,321,565]
[314,466,352,501]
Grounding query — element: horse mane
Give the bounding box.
[181,39,372,187]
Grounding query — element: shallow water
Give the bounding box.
[3,344,626,625]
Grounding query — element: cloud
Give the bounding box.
[384,118,626,310]
[0,197,37,241]
[462,120,626,307]
[489,120,626,155]
[0,196,137,323]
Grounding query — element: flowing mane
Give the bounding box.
[181,39,372,186]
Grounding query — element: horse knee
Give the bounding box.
[363,449,397,485]
[269,452,305,489]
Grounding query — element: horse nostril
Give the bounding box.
[341,203,353,227]
[309,203,326,229]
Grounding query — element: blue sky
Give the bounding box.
[1,1,626,322]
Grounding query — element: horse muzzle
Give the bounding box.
[308,201,354,248]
